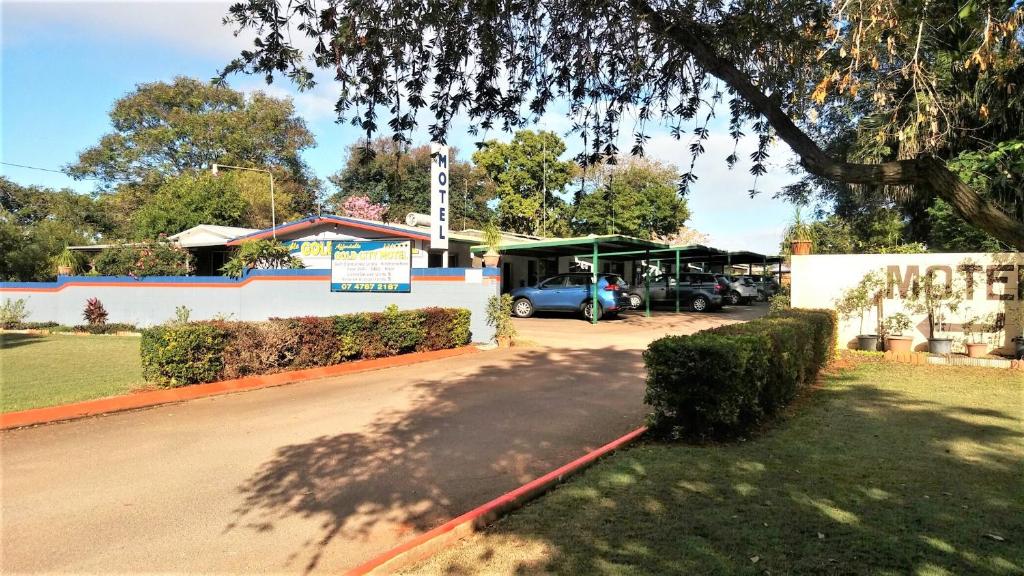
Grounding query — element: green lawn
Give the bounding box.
[1,333,144,412]
[409,358,1024,575]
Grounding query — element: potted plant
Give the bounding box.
[881,312,913,353]
[52,247,79,276]
[787,207,813,256]
[481,223,502,268]
[836,270,884,351]
[961,315,988,358]
[486,294,516,347]
[904,269,963,355]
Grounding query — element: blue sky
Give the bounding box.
[1,1,800,251]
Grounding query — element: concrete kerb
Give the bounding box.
[0,346,480,430]
[344,425,649,576]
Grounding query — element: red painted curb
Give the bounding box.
[344,425,648,576]
[0,346,479,430]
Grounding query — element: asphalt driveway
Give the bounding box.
[1,306,764,574]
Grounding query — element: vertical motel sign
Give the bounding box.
[430,143,449,250]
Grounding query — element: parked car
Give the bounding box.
[739,274,780,301]
[627,272,724,312]
[510,273,631,320]
[715,274,758,305]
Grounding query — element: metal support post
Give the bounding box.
[644,250,651,318]
[591,241,599,324]
[674,249,680,313]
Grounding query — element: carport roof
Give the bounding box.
[469,235,668,260]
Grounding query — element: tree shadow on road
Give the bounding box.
[410,363,1024,575]
[225,345,650,573]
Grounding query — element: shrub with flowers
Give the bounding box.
[93,240,191,277]
[339,195,388,221]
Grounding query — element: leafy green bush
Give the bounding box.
[140,307,472,387]
[221,239,304,278]
[644,308,836,439]
[486,294,516,343]
[1,298,31,328]
[141,323,228,387]
[72,323,137,334]
[419,307,472,351]
[362,305,426,358]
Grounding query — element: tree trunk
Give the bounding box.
[628,0,1024,250]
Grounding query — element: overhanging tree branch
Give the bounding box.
[627,0,1024,249]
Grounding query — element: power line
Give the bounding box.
[0,161,108,183]
[0,161,69,175]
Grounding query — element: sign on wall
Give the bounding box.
[331,241,411,292]
[430,143,449,250]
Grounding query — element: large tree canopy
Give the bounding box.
[574,157,690,238]
[222,0,1024,248]
[328,138,495,228]
[67,76,320,233]
[0,178,112,281]
[472,130,576,235]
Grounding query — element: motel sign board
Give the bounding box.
[430,143,449,250]
[330,241,412,292]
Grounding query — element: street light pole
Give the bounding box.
[211,163,276,239]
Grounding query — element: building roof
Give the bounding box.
[168,225,259,248]
[226,215,433,245]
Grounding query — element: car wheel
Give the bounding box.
[629,294,642,309]
[582,301,603,321]
[726,291,740,305]
[512,298,534,318]
[691,296,709,312]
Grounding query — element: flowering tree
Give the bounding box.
[339,195,387,222]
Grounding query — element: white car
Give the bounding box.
[716,274,758,305]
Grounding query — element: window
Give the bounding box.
[538,277,563,289]
[564,275,589,287]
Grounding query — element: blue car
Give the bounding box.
[509,273,631,321]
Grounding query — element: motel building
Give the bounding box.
[71,213,784,293]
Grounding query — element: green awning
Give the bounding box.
[470,235,668,261]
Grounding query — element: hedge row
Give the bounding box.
[141,306,471,387]
[643,308,837,439]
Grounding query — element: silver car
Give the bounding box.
[716,274,758,305]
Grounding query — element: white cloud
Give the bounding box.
[3,1,256,59]
[236,78,341,122]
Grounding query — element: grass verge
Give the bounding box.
[406,357,1024,575]
[1,333,144,412]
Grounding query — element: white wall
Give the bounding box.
[791,253,1023,353]
[1,268,502,342]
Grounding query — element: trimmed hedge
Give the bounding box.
[644,308,837,439]
[141,306,472,387]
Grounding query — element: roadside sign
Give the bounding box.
[430,143,449,250]
[331,241,411,292]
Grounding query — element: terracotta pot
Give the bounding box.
[790,240,812,255]
[886,336,913,353]
[965,342,988,358]
[482,249,500,268]
[496,335,512,348]
[56,266,74,276]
